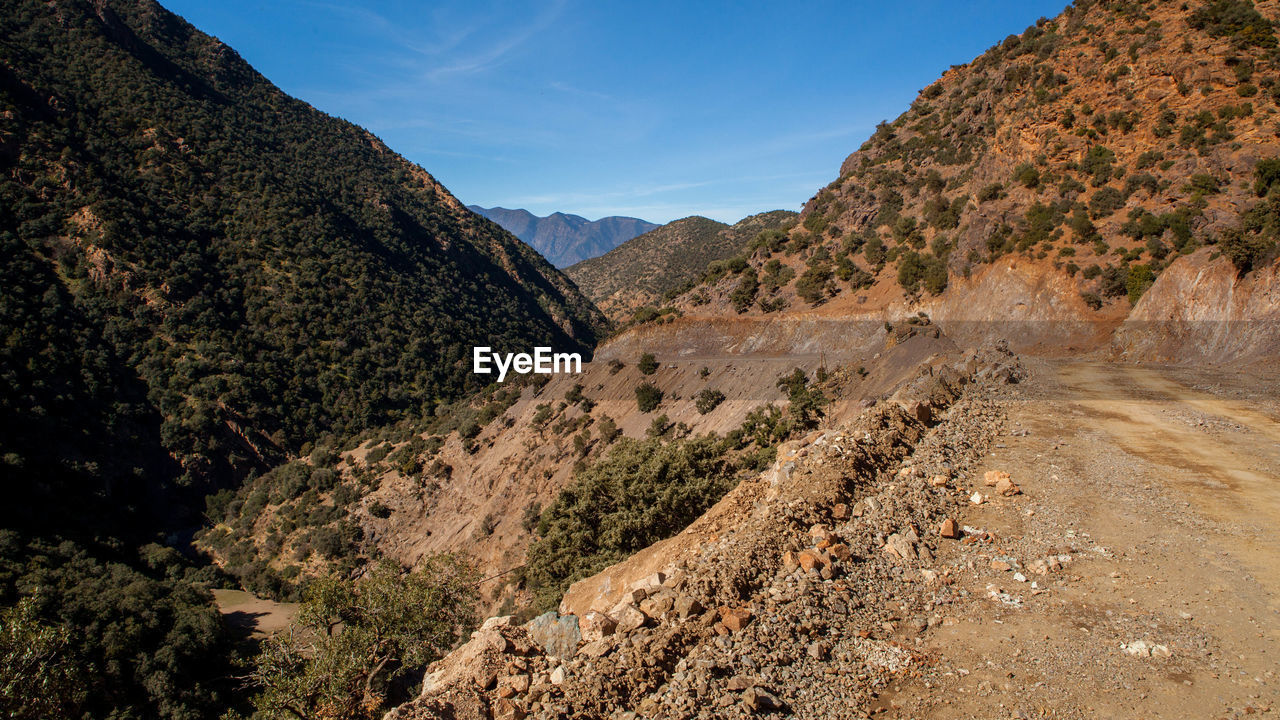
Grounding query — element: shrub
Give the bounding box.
[521,502,541,533]
[795,263,833,305]
[1081,145,1116,185]
[977,182,1006,203]
[729,269,759,313]
[1217,193,1280,273]
[523,435,745,610]
[631,306,660,324]
[249,557,477,719]
[637,353,658,375]
[634,382,663,413]
[1135,150,1165,170]
[1012,163,1041,188]
[695,389,726,415]
[1126,264,1156,304]
[646,415,673,438]
[1187,173,1222,195]
[597,415,620,444]
[1089,187,1126,218]
[1254,157,1280,196]
[1099,265,1129,297]
[776,368,827,429]
[897,251,949,295]
[1188,0,1277,48]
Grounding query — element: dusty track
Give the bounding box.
[885,360,1280,719]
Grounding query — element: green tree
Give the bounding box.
[248,556,478,720]
[638,353,658,375]
[695,389,726,414]
[729,269,759,313]
[634,382,663,413]
[0,598,85,719]
[776,368,827,429]
[523,436,743,610]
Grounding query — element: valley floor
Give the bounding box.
[882,359,1280,719]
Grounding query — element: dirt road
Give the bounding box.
[212,588,298,638]
[883,359,1280,719]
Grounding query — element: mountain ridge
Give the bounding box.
[566,210,799,321]
[468,205,658,268]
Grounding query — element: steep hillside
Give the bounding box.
[567,211,798,320]
[0,2,601,716]
[0,0,605,535]
[200,314,954,608]
[467,206,658,267]
[666,0,1280,360]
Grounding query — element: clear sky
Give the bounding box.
[163,0,1069,224]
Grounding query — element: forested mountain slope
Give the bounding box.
[0,1,602,716]
[1,0,604,535]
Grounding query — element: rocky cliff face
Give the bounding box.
[1115,248,1280,361]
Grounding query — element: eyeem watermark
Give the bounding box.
[473,346,582,383]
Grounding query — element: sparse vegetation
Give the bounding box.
[695,389,726,414]
[635,382,664,413]
[638,353,658,375]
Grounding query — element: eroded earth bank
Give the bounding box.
[384,338,1280,720]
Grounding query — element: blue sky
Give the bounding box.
[165,0,1069,223]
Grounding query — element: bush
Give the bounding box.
[695,389,726,414]
[646,414,673,438]
[522,436,744,611]
[1218,193,1280,273]
[634,382,663,413]
[1188,0,1277,48]
[795,263,833,305]
[977,182,1006,202]
[249,557,477,719]
[596,415,620,444]
[1088,187,1126,218]
[1099,265,1129,297]
[1254,157,1280,196]
[1126,264,1156,304]
[637,353,658,375]
[897,251,949,295]
[0,598,85,718]
[776,368,827,429]
[521,502,542,533]
[1081,145,1116,185]
[729,269,759,313]
[1012,163,1041,188]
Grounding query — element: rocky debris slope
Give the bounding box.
[388,345,1026,719]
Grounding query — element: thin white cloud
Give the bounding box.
[425,0,569,81]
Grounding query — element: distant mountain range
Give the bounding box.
[468,206,659,268]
